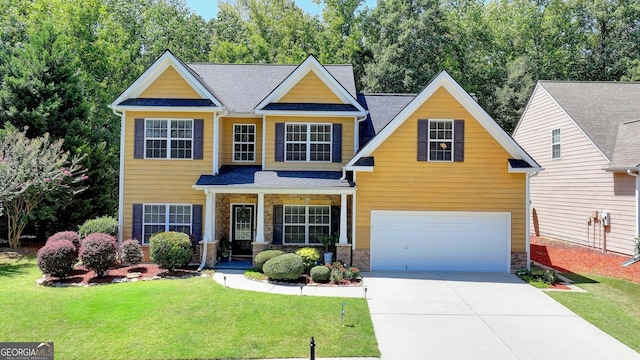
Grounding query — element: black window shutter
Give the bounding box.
[330,205,340,235]
[275,123,285,162]
[192,204,203,242]
[132,204,143,243]
[272,205,283,244]
[454,120,464,162]
[417,120,428,161]
[193,119,204,159]
[134,119,145,159]
[332,124,342,163]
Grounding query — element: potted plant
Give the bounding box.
[321,232,339,265]
[219,236,231,262]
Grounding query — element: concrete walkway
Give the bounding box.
[213,270,640,360]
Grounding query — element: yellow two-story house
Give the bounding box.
[110,50,540,272]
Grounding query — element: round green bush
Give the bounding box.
[150,232,193,271]
[47,231,81,252]
[263,253,304,281]
[310,265,331,282]
[78,216,118,239]
[37,240,77,279]
[295,247,320,271]
[79,233,117,277]
[121,239,143,266]
[254,249,285,271]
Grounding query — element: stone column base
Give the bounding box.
[511,251,528,272]
[199,240,219,268]
[353,249,370,271]
[335,244,352,265]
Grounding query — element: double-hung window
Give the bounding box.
[142,204,192,244]
[283,205,330,244]
[233,124,256,162]
[145,119,193,159]
[285,123,332,162]
[551,128,561,159]
[428,120,453,161]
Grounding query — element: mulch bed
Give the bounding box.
[43,263,200,286]
[531,236,640,284]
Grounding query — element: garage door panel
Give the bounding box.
[371,211,510,272]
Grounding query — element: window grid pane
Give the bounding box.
[144,119,193,159]
[283,205,330,245]
[233,124,256,162]
[143,204,191,244]
[551,129,561,159]
[428,120,453,162]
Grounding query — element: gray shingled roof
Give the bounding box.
[539,81,640,160]
[607,120,640,169]
[357,93,415,147]
[186,63,357,113]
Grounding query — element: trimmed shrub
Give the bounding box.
[295,247,320,272]
[78,216,118,239]
[310,265,331,283]
[47,231,81,252]
[327,262,361,283]
[121,240,143,266]
[79,233,117,277]
[263,253,304,281]
[37,240,77,279]
[254,250,284,271]
[149,232,193,271]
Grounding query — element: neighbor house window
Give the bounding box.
[285,123,331,162]
[552,128,561,159]
[145,119,193,159]
[233,124,255,162]
[143,204,192,244]
[283,205,330,244]
[429,120,453,161]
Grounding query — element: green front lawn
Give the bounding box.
[547,273,640,352]
[0,255,379,359]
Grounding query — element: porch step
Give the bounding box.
[213,259,252,270]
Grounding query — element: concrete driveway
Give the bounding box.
[363,271,639,360]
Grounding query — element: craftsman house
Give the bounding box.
[110,50,540,272]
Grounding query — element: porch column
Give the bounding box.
[339,193,348,244]
[205,191,216,241]
[256,192,265,243]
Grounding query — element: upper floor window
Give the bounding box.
[233,124,255,162]
[145,119,193,159]
[551,128,561,159]
[142,204,192,244]
[285,123,332,162]
[283,205,330,245]
[428,120,453,161]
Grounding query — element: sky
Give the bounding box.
[184,0,377,21]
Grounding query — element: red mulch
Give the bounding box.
[45,263,197,285]
[531,236,640,284]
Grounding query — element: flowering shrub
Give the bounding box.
[78,216,118,239]
[47,231,81,252]
[254,250,285,271]
[121,240,143,266]
[295,247,320,272]
[149,232,192,271]
[327,262,361,284]
[310,265,331,282]
[263,253,304,281]
[79,233,117,277]
[37,240,77,279]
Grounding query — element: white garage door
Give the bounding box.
[371,211,510,272]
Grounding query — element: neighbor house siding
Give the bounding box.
[220,117,263,166]
[264,116,354,171]
[355,87,527,252]
[278,71,342,104]
[121,111,211,242]
[138,66,201,99]
[513,86,636,255]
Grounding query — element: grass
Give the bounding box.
[547,272,640,352]
[0,254,379,359]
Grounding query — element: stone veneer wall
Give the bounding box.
[511,251,528,272]
[352,249,370,271]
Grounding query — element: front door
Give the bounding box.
[232,204,254,256]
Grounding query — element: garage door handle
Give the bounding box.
[405,245,408,250]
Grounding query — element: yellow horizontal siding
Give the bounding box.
[139,66,201,99]
[279,71,342,104]
[355,87,527,252]
[264,115,355,171]
[121,111,212,240]
[220,117,263,166]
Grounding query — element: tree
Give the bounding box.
[0,125,85,248]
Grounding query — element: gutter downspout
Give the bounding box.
[628,169,640,239]
[112,108,125,253]
[526,171,541,270]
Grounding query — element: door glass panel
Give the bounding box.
[235,207,252,241]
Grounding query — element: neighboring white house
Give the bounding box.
[513,81,640,256]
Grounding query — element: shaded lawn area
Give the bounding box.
[547,273,640,353]
[0,255,379,359]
